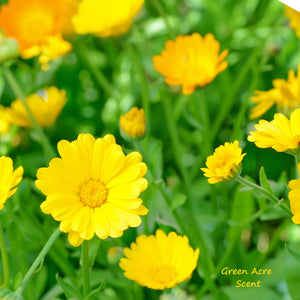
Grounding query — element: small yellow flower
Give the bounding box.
[10,87,67,128]
[288,165,300,223]
[0,156,23,209]
[250,65,300,119]
[0,105,12,135]
[35,133,148,247]
[120,107,146,138]
[153,33,228,95]
[72,0,144,37]
[0,0,72,67]
[248,108,300,152]
[285,6,300,38]
[119,229,199,290]
[201,141,246,184]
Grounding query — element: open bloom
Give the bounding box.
[10,87,67,128]
[153,33,228,95]
[0,0,72,67]
[119,229,199,290]
[201,141,246,184]
[72,0,144,37]
[288,164,300,223]
[120,107,146,138]
[0,157,23,209]
[250,65,300,119]
[35,133,148,247]
[248,108,300,152]
[0,105,12,135]
[285,6,300,38]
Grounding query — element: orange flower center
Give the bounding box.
[79,180,107,208]
[22,11,53,43]
[155,266,177,284]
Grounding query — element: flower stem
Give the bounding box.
[82,240,90,298]
[2,64,55,161]
[149,0,175,38]
[15,228,61,295]
[0,223,10,288]
[235,175,292,217]
[294,155,300,179]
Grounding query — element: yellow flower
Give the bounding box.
[201,141,246,184]
[0,156,23,209]
[120,107,146,138]
[72,0,144,37]
[10,87,67,128]
[288,165,300,223]
[250,65,300,119]
[0,0,72,67]
[119,229,199,290]
[153,33,228,95]
[285,6,300,38]
[248,108,300,152]
[0,105,12,135]
[35,133,148,247]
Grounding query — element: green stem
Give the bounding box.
[2,65,55,161]
[235,175,292,217]
[0,223,10,288]
[210,45,263,141]
[150,0,175,38]
[127,43,151,139]
[75,41,118,98]
[82,240,90,298]
[15,228,61,295]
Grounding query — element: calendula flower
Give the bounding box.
[120,107,146,138]
[288,164,300,223]
[0,0,72,67]
[72,0,144,37]
[153,33,228,95]
[119,229,199,290]
[0,156,23,209]
[35,133,148,247]
[285,6,300,37]
[201,141,246,184]
[10,87,67,128]
[0,105,12,135]
[248,108,300,153]
[250,65,300,119]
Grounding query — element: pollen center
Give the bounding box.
[79,180,107,208]
[155,266,177,284]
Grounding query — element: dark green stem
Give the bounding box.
[15,228,61,295]
[0,223,10,288]
[82,240,90,298]
[2,65,55,161]
[235,175,292,217]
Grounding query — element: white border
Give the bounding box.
[278,0,300,11]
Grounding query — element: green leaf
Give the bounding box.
[55,274,83,300]
[222,286,281,300]
[285,244,300,264]
[86,280,107,300]
[259,166,273,193]
[171,194,186,210]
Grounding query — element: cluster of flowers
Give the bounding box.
[1,0,300,294]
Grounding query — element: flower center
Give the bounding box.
[79,180,107,208]
[155,266,177,284]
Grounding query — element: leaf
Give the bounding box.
[259,166,273,193]
[86,280,106,300]
[285,244,300,264]
[222,286,281,300]
[55,274,83,300]
[171,194,186,210]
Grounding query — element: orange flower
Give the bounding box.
[153,33,228,95]
[0,0,72,66]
